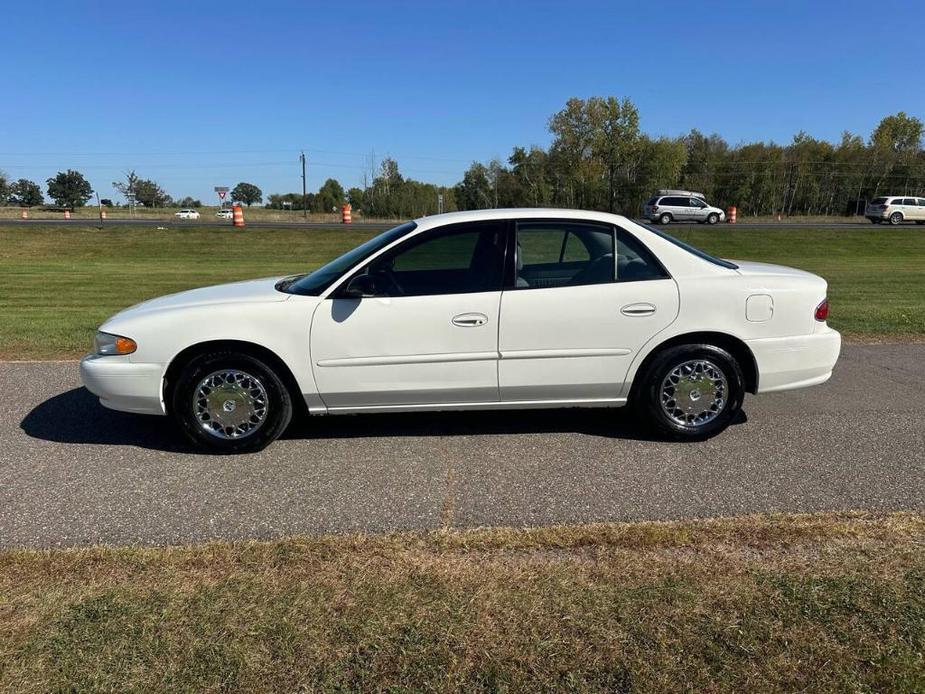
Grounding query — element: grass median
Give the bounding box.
[0,224,922,359]
[1,512,923,692]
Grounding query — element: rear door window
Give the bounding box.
[515,221,615,289]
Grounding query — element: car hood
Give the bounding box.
[108,277,290,321]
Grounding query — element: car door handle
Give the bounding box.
[452,312,488,327]
[621,303,656,317]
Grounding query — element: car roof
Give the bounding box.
[413,208,633,230]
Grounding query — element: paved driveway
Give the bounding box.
[1,344,922,548]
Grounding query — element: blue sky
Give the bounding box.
[1,0,921,203]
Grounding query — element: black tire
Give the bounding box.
[659,213,672,225]
[707,212,720,225]
[170,351,293,453]
[634,344,744,441]
[889,212,903,225]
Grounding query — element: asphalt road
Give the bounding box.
[9,218,885,231]
[2,343,923,549]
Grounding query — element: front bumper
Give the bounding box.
[746,327,841,394]
[80,355,166,415]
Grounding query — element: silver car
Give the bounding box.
[643,191,725,225]
[865,196,925,225]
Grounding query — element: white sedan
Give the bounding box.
[175,209,201,220]
[81,209,841,453]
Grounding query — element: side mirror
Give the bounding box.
[342,274,379,298]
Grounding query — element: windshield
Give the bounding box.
[871,197,888,205]
[639,223,739,270]
[281,221,417,295]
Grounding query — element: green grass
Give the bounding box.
[0,224,922,359]
[1,513,924,692]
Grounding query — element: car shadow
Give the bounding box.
[20,386,749,452]
[20,387,198,453]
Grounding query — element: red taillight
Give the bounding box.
[814,298,829,322]
[652,205,659,212]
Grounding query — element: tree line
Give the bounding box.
[3,97,922,217]
[452,98,925,217]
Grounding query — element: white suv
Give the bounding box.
[865,196,925,225]
[175,209,201,220]
[643,190,725,225]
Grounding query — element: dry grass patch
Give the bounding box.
[1,512,924,692]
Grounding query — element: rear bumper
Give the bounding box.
[79,355,166,415]
[746,328,841,394]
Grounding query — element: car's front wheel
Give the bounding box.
[171,351,293,453]
[706,212,720,225]
[635,344,744,441]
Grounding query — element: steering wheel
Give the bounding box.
[370,260,405,296]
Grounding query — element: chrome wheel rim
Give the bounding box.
[193,370,268,439]
[660,359,727,427]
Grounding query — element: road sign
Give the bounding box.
[214,186,229,193]
[218,191,226,199]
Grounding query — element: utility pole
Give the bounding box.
[300,151,307,219]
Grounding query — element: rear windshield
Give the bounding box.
[871,197,888,205]
[646,196,659,205]
[640,223,739,270]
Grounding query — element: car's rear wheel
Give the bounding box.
[171,351,293,453]
[889,212,903,225]
[707,212,719,225]
[635,344,744,441]
[659,213,672,225]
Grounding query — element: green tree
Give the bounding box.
[588,96,641,212]
[455,162,494,210]
[266,192,313,210]
[176,196,203,207]
[509,146,551,207]
[133,178,172,207]
[869,112,924,196]
[46,169,93,208]
[231,182,262,206]
[0,170,11,204]
[9,178,44,207]
[346,187,365,210]
[314,178,345,213]
[112,170,140,205]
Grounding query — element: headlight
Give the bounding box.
[94,331,137,355]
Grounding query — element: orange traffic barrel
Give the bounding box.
[64,210,71,220]
[20,209,28,220]
[100,209,107,220]
[727,205,737,224]
[232,204,245,228]
[342,203,352,224]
